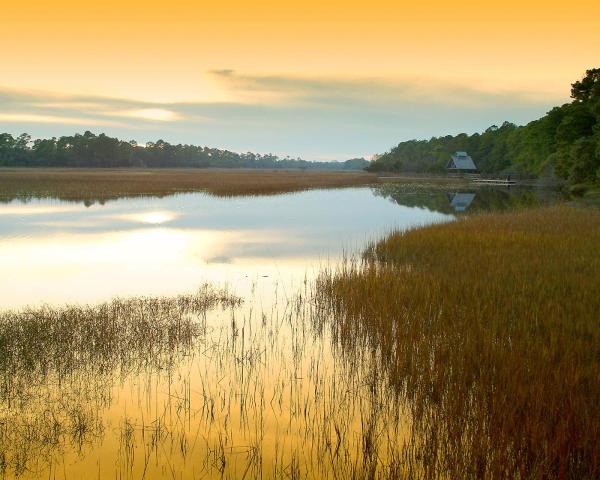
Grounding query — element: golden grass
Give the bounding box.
[0,168,377,201]
[1,204,597,478]
[0,285,241,476]
[0,285,240,382]
[315,206,600,479]
[0,280,407,479]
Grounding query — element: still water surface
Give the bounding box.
[0,185,560,479]
[0,187,454,308]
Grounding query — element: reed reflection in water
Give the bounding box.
[0,282,418,479]
[0,184,575,478]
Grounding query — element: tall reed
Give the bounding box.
[316,205,600,479]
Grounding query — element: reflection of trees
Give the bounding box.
[371,184,564,214]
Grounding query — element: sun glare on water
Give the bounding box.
[123,210,179,224]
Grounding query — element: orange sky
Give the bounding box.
[1,1,599,158]
[2,0,599,101]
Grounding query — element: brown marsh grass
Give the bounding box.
[0,276,423,479]
[0,168,376,202]
[0,285,240,476]
[0,279,411,479]
[315,205,600,479]
[2,205,598,479]
[0,284,240,381]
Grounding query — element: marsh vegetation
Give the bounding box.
[0,183,596,479]
[0,279,416,479]
[0,286,241,476]
[0,168,376,202]
[316,206,600,478]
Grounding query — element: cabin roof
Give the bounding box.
[447,151,477,170]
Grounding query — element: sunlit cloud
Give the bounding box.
[26,98,182,122]
[30,101,108,110]
[0,113,125,127]
[118,108,182,122]
[208,70,564,108]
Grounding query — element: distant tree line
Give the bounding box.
[368,68,600,185]
[0,131,369,171]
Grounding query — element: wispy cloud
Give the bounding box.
[0,88,184,126]
[208,70,563,108]
[0,113,126,127]
[30,101,108,110]
[114,108,182,122]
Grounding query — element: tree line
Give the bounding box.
[0,132,368,171]
[368,68,600,186]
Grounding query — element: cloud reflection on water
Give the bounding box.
[0,188,452,308]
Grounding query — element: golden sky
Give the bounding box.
[1,0,599,158]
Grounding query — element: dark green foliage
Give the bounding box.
[368,69,600,185]
[367,122,522,174]
[0,133,30,166]
[0,131,368,170]
[571,68,600,102]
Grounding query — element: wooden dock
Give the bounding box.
[472,178,517,186]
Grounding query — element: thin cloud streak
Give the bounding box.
[0,113,127,128]
[114,108,182,122]
[208,70,565,108]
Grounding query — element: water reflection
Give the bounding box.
[446,192,476,212]
[0,184,570,479]
[0,284,411,479]
[0,188,452,308]
[372,183,565,214]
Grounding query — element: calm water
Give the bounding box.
[0,187,457,308]
[0,184,561,479]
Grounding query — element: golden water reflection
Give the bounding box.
[0,284,412,479]
[0,189,453,309]
[0,227,297,307]
[1,186,553,478]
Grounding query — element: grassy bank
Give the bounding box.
[316,206,600,479]
[0,168,376,201]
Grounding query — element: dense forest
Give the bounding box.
[367,68,600,186]
[0,132,368,171]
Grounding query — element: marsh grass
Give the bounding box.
[0,285,240,380]
[316,205,600,479]
[0,285,240,476]
[0,168,376,203]
[0,278,413,479]
[1,205,597,479]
